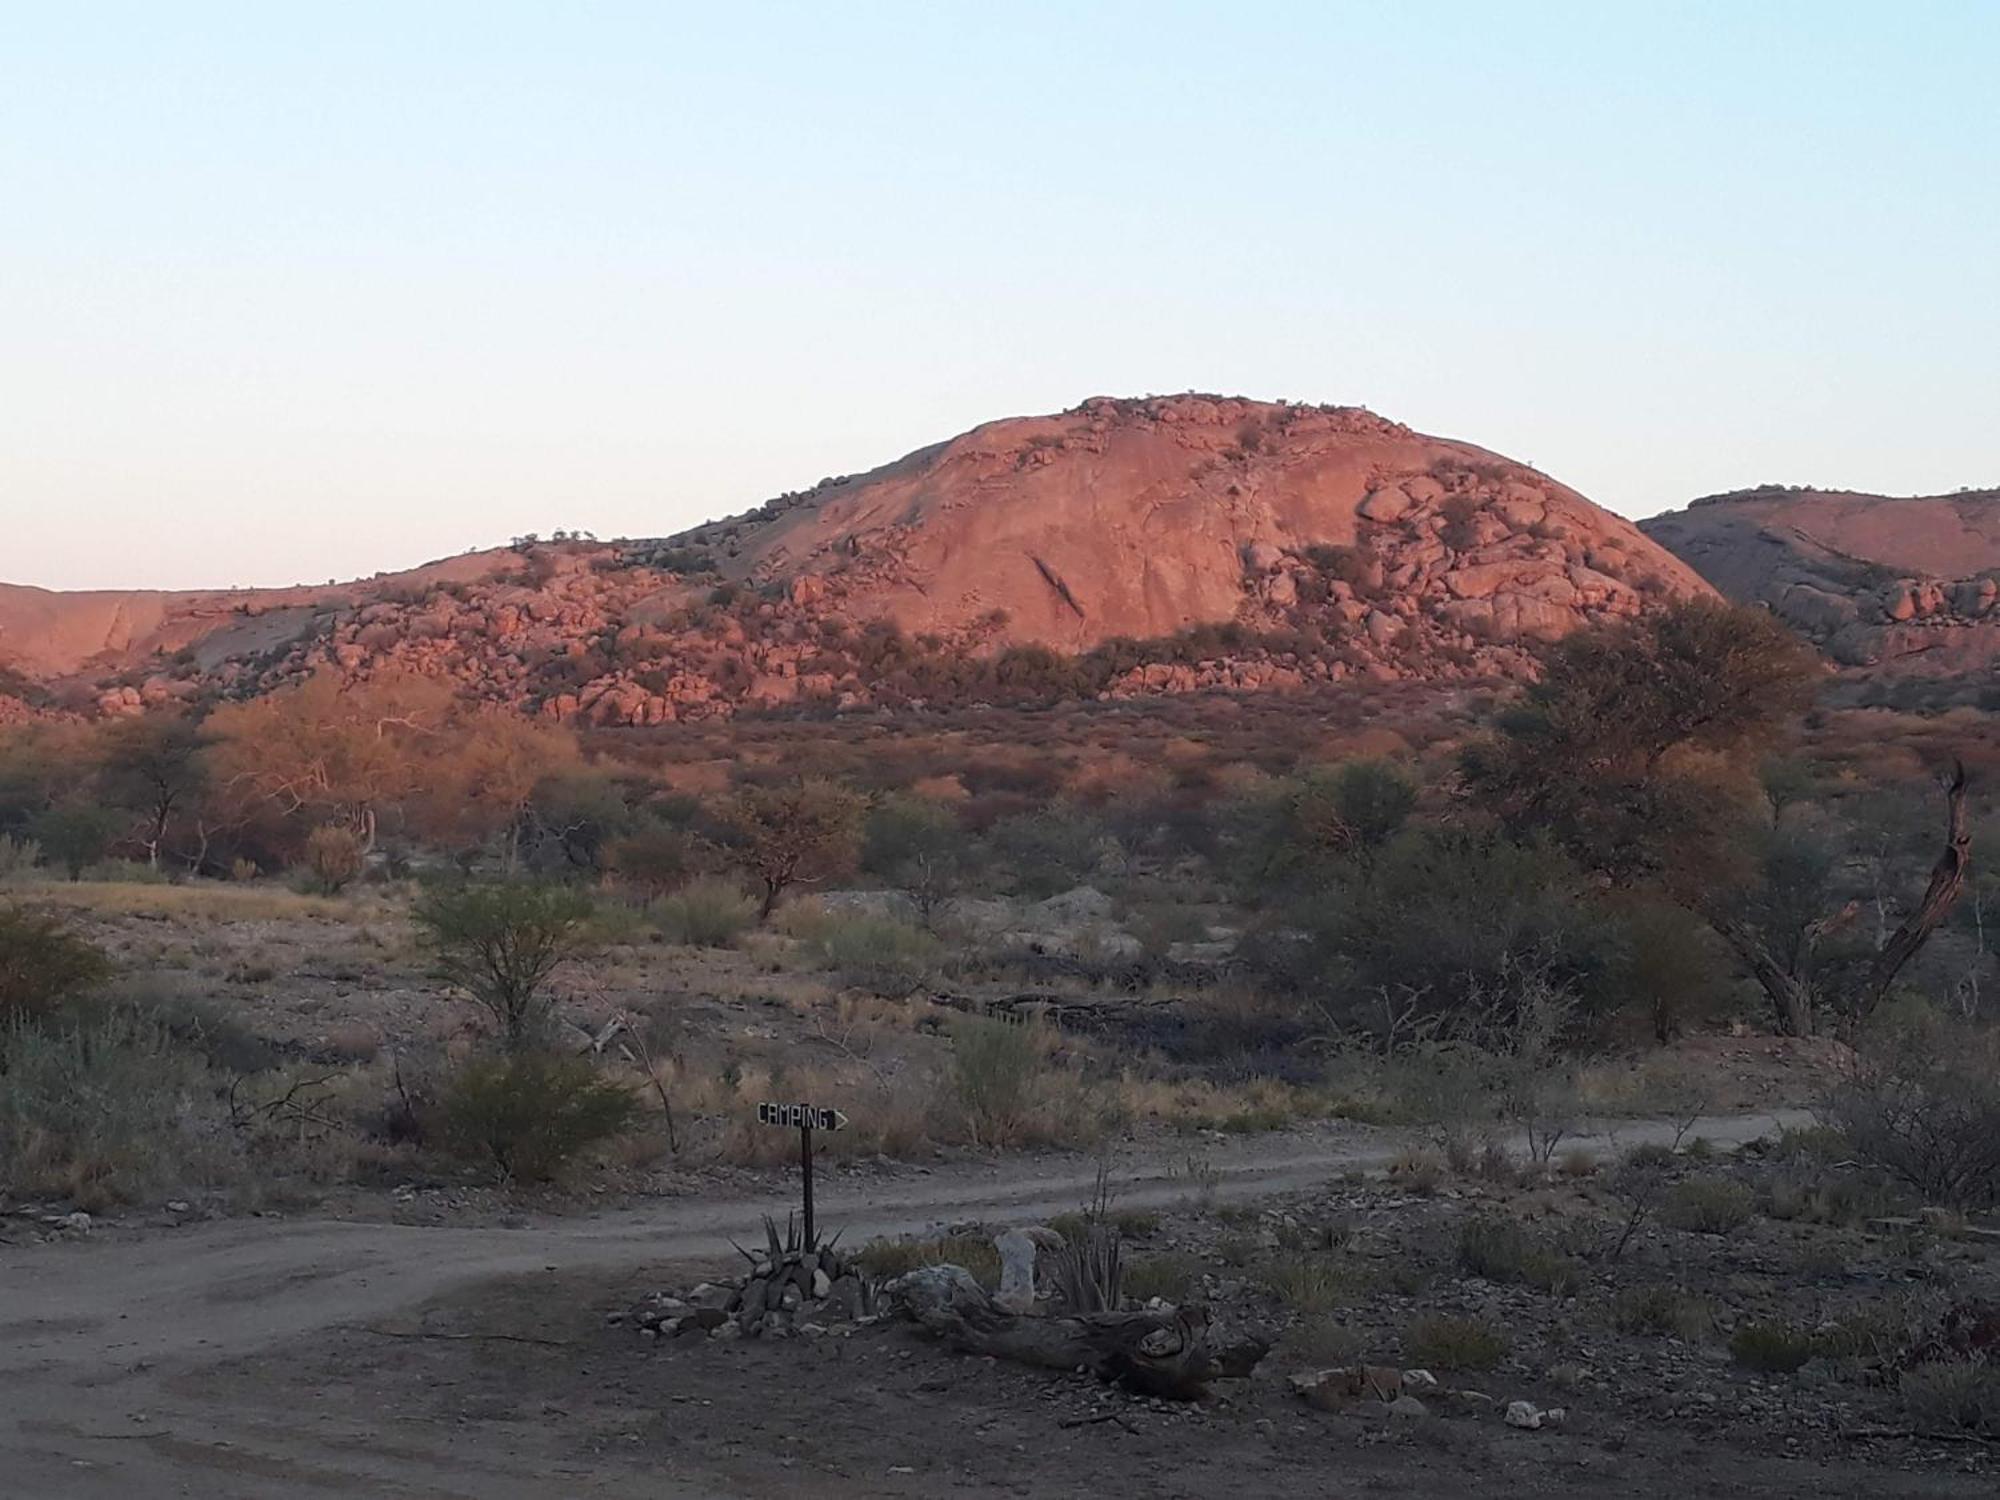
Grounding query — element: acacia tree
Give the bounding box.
[98,717,209,869]
[414,881,595,1049]
[718,779,864,921]
[1464,600,1972,1038]
[861,793,965,927]
[206,671,459,854]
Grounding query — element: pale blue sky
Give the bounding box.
[4,2,1995,590]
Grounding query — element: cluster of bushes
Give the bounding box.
[0,882,659,1206]
[1,906,242,1206]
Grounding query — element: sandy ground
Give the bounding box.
[0,1108,1903,1500]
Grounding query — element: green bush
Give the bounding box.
[440,1050,638,1181]
[605,823,694,896]
[1822,1019,2000,1211]
[414,881,595,1048]
[949,1016,1042,1147]
[0,1010,232,1208]
[1286,1313,1366,1367]
[81,858,169,885]
[989,805,1105,898]
[1899,1360,2000,1436]
[1405,1313,1508,1371]
[1729,1320,1817,1374]
[808,913,941,995]
[1122,1251,1201,1304]
[1263,1253,1369,1313]
[861,795,965,923]
[1608,1285,1713,1339]
[852,1232,1002,1288]
[1457,1216,1583,1295]
[302,824,365,894]
[1292,829,1623,1024]
[653,876,757,947]
[1229,759,1416,892]
[1660,1177,1755,1235]
[0,905,112,1025]
[25,805,121,879]
[0,835,40,881]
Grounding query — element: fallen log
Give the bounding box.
[885,1264,1269,1401]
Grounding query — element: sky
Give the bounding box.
[3,2,1996,592]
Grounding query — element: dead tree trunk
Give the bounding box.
[1856,761,1972,1023]
[1704,762,1971,1039]
[887,1265,1268,1401]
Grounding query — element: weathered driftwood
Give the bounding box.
[886,1265,1269,1400]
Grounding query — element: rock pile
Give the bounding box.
[620,1240,875,1343]
[1291,1364,1566,1429]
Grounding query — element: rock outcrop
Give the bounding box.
[3,396,1715,722]
[1640,486,2000,676]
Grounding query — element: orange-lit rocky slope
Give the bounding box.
[4,396,1714,724]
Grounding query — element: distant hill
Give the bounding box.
[2,395,1714,723]
[1640,485,2000,678]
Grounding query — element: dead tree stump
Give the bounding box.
[886,1264,1269,1401]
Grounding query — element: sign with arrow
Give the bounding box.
[756,1101,849,1243]
[756,1102,849,1132]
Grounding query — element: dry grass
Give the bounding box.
[852,1232,1003,1288]
[20,878,355,923]
[1405,1312,1508,1371]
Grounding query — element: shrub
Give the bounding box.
[1821,1019,2000,1210]
[861,794,965,925]
[989,804,1106,898]
[302,824,365,894]
[1263,1253,1367,1314]
[1660,1177,1755,1235]
[414,881,595,1049]
[1286,1314,1366,1367]
[807,913,941,996]
[82,858,168,885]
[439,1051,638,1181]
[0,835,41,881]
[0,906,112,1025]
[0,1010,232,1208]
[605,823,694,895]
[1899,1360,2000,1437]
[1122,1251,1201,1305]
[949,1017,1043,1147]
[1230,759,1416,892]
[852,1232,1003,1288]
[1296,829,1622,1024]
[1605,1142,1676,1258]
[653,876,756,948]
[1608,1285,1713,1339]
[1764,1169,1902,1226]
[26,804,121,879]
[1729,1321,1816,1374]
[1405,1313,1508,1371]
[1457,1216,1582,1295]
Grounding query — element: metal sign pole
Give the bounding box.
[799,1122,816,1245]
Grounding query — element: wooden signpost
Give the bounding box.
[756,1101,848,1244]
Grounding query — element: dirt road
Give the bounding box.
[0,1110,1810,1498]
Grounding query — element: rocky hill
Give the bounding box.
[3,396,1714,724]
[1639,486,2000,677]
